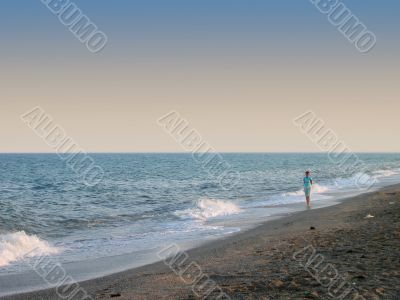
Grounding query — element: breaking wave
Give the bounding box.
[0,231,60,267]
[175,198,242,221]
[283,184,330,197]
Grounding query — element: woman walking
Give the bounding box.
[303,171,313,207]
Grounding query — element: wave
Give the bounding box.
[283,184,330,197]
[332,170,398,189]
[0,231,60,267]
[283,169,398,200]
[175,198,242,221]
[332,172,376,188]
[373,169,398,178]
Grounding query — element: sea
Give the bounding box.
[1,153,400,295]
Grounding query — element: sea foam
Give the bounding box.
[373,169,398,178]
[0,231,60,267]
[175,198,242,221]
[283,184,330,197]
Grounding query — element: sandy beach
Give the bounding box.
[2,0,399,298]
[2,184,399,300]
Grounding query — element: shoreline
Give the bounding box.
[3,184,400,299]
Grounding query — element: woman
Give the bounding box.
[303,171,313,207]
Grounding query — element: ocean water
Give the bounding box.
[1,153,400,294]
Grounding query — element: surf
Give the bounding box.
[0,231,60,267]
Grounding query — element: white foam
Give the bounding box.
[332,172,374,189]
[283,184,329,197]
[313,184,330,193]
[373,169,397,178]
[176,198,242,221]
[283,189,303,197]
[0,231,60,267]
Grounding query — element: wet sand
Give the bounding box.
[3,185,400,299]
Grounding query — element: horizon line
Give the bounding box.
[0,151,399,154]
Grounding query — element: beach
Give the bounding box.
[2,0,399,298]
[3,184,399,300]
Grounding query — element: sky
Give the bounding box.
[1,0,399,152]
